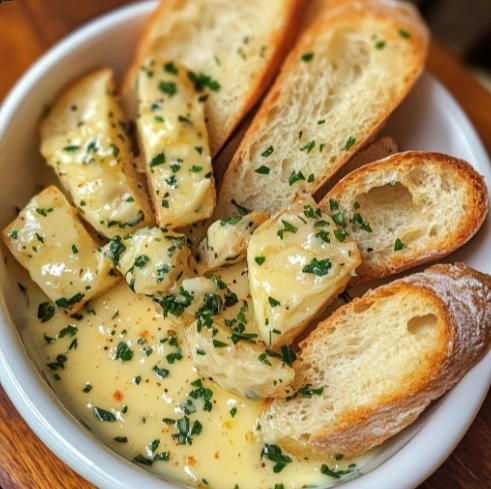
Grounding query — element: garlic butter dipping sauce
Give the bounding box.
[20,262,372,488]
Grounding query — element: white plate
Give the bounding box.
[0,2,489,489]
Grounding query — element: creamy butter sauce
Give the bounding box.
[20,262,372,488]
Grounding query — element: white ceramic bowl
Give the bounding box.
[0,2,490,489]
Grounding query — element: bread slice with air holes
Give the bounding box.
[258,262,491,459]
[122,0,304,156]
[321,151,489,285]
[215,0,429,217]
[313,136,398,200]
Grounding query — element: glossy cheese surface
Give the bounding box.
[2,186,118,314]
[247,195,362,348]
[136,59,216,229]
[104,227,191,295]
[196,211,269,274]
[40,68,153,238]
[18,262,371,488]
[12,255,375,488]
[185,317,294,400]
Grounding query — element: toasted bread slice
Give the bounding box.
[258,263,491,459]
[135,59,216,229]
[2,186,119,315]
[247,194,361,348]
[122,0,303,156]
[40,69,153,238]
[314,136,398,200]
[216,0,429,217]
[322,152,489,284]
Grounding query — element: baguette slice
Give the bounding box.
[40,69,153,238]
[313,136,398,200]
[259,263,491,459]
[322,152,489,284]
[122,0,303,156]
[216,0,429,217]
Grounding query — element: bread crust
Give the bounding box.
[324,152,489,284]
[121,0,305,156]
[260,263,491,459]
[217,0,429,216]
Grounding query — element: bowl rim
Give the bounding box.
[0,2,490,489]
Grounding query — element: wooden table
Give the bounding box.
[0,1,490,488]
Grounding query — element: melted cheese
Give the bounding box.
[104,227,191,295]
[185,318,294,400]
[14,261,372,488]
[40,69,153,238]
[136,59,216,229]
[247,195,362,348]
[196,212,269,274]
[2,186,118,314]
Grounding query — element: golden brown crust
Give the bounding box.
[324,152,489,285]
[218,0,429,213]
[265,263,491,459]
[121,0,305,156]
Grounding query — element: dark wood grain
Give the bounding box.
[0,1,489,488]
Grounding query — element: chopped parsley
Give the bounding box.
[288,170,306,186]
[158,81,177,96]
[255,256,266,265]
[58,324,77,338]
[55,293,84,309]
[255,165,270,175]
[187,70,221,92]
[302,258,332,276]
[82,383,93,393]
[286,383,324,400]
[268,297,280,308]
[261,444,292,473]
[63,145,80,152]
[115,342,134,362]
[37,301,55,323]
[36,207,53,217]
[163,416,202,445]
[375,40,386,49]
[300,140,315,154]
[399,28,410,39]
[106,236,126,265]
[153,365,170,378]
[301,52,314,62]
[334,229,347,242]
[164,61,178,74]
[394,238,406,251]
[343,136,356,151]
[261,145,274,157]
[320,463,353,479]
[220,216,242,226]
[150,152,165,168]
[351,213,372,232]
[134,255,150,268]
[93,407,117,422]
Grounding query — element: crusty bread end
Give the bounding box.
[258,263,491,458]
[323,151,489,284]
